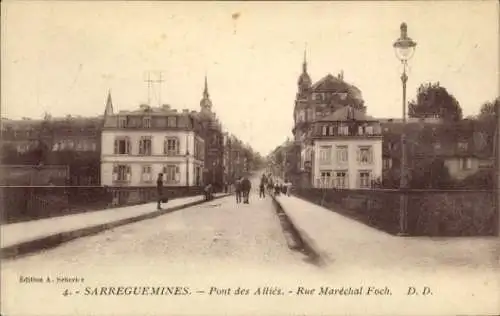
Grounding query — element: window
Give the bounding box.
[143,117,151,128]
[141,165,153,182]
[365,126,373,135]
[114,137,131,155]
[322,126,328,136]
[112,164,131,182]
[139,136,152,155]
[460,157,473,170]
[163,164,180,184]
[334,171,348,189]
[319,170,332,188]
[319,146,332,165]
[458,142,468,151]
[336,146,348,164]
[358,146,373,165]
[338,125,349,135]
[328,126,334,135]
[118,117,127,128]
[383,158,393,169]
[164,137,180,155]
[167,116,177,127]
[358,171,371,188]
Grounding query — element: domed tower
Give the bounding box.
[200,75,212,114]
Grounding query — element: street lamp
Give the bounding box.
[393,22,417,236]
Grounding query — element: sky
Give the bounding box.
[1,1,499,155]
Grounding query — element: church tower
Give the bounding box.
[200,75,213,114]
[297,49,312,96]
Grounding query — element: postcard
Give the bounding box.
[1,1,499,315]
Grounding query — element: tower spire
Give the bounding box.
[203,73,209,98]
[104,89,114,116]
[302,44,308,73]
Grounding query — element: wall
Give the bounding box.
[293,188,497,236]
[313,138,383,188]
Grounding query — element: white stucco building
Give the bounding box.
[309,106,383,189]
[100,92,205,187]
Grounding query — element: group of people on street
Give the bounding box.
[156,171,292,210]
[234,176,252,204]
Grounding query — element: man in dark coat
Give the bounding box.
[241,176,251,204]
[157,173,164,210]
[235,178,242,203]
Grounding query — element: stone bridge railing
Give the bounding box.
[292,188,497,237]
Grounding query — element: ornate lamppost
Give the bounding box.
[393,22,417,235]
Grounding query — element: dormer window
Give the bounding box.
[167,116,177,127]
[458,141,468,151]
[143,117,151,128]
[338,125,349,136]
[322,125,328,136]
[365,126,373,135]
[118,117,127,128]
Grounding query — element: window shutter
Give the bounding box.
[175,166,180,182]
[139,139,144,155]
[126,166,131,181]
[112,165,118,181]
[176,140,180,155]
[126,138,131,154]
[114,139,118,154]
[358,126,363,135]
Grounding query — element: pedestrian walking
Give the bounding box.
[235,178,242,203]
[157,173,168,210]
[241,176,252,204]
[204,183,213,201]
[274,182,281,196]
[259,181,266,198]
[284,179,292,197]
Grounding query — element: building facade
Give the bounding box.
[1,115,102,185]
[100,93,205,187]
[310,106,383,188]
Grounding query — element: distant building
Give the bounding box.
[100,92,205,188]
[381,119,495,181]
[1,115,102,185]
[197,76,225,189]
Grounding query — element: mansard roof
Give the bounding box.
[318,106,377,122]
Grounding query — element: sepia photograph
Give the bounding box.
[1,1,499,315]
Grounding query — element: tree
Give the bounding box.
[409,157,455,189]
[408,82,463,121]
[477,97,499,121]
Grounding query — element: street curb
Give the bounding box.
[1,194,231,260]
[271,195,328,266]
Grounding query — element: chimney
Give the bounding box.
[162,104,171,111]
[139,104,150,111]
[182,109,189,113]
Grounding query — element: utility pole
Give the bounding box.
[144,71,165,106]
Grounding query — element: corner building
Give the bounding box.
[100,92,205,188]
[292,53,382,188]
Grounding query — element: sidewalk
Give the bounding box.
[1,193,229,259]
[274,195,499,270]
